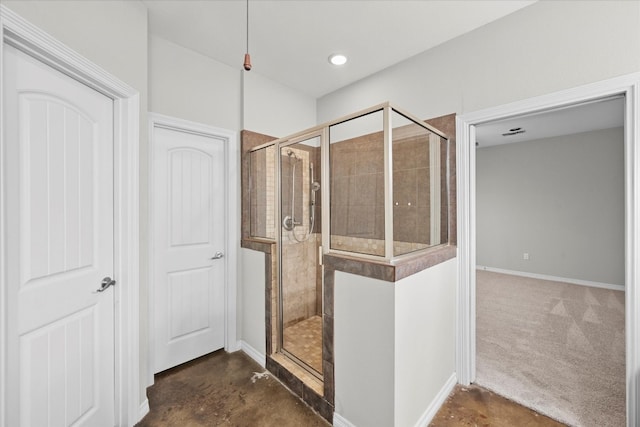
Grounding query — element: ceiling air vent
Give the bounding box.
[502,127,525,137]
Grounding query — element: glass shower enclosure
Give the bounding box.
[248,102,450,385]
[278,134,323,376]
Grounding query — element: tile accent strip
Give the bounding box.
[324,244,457,283]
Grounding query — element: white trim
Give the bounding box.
[413,373,457,427]
[332,374,457,427]
[477,266,625,292]
[383,106,394,259]
[138,399,150,422]
[429,133,441,245]
[457,73,640,427]
[147,113,238,384]
[332,413,357,427]
[240,340,266,368]
[455,114,474,386]
[0,5,140,426]
[227,339,242,353]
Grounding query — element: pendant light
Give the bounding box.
[243,0,252,71]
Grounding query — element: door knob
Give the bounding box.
[211,252,224,260]
[95,276,116,293]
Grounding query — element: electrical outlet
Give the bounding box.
[523,253,529,260]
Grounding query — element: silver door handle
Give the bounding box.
[95,276,116,293]
[211,252,224,260]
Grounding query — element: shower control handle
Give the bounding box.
[211,251,224,260]
[282,215,300,231]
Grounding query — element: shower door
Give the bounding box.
[278,134,323,376]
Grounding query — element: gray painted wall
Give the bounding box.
[3,0,151,403]
[317,1,640,123]
[476,127,624,286]
[318,2,638,423]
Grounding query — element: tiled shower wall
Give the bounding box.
[330,134,385,242]
[281,233,321,327]
[392,136,432,244]
[250,146,275,239]
[281,146,322,327]
[329,129,446,255]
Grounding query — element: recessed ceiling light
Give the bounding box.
[329,54,347,66]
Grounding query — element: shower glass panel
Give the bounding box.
[391,110,448,256]
[329,110,385,256]
[279,135,323,376]
[250,145,276,239]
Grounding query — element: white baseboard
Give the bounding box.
[476,266,624,292]
[333,412,357,427]
[333,373,457,427]
[226,340,242,353]
[240,340,266,368]
[414,373,457,427]
[138,398,150,422]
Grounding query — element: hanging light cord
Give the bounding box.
[246,0,249,54]
[243,0,252,70]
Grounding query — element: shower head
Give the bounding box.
[287,149,297,159]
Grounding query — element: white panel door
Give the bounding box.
[3,45,115,426]
[153,125,226,373]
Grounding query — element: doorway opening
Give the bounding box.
[456,74,640,427]
[474,96,625,426]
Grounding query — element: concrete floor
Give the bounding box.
[137,350,566,427]
[431,385,566,427]
[136,350,330,427]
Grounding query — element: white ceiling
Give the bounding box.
[143,0,536,98]
[475,96,624,148]
[145,1,619,142]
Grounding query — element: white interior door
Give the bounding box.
[3,44,115,426]
[152,125,226,373]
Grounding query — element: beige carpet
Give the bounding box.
[475,270,625,427]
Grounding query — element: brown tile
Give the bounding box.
[415,204,431,244]
[346,204,375,237]
[394,205,417,243]
[330,176,349,205]
[375,206,386,241]
[393,169,417,206]
[302,385,334,424]
[375,172,385,207]
[322,360,335,405]
[350,174,377,206]
[356,149,383,175]
[241,130,278,241]
[393,140,417,171]
[322,315,333,362]
[394,245,457,280]
[414,136,430,167]
[416,167,430,208]
[329,208,347,240]
[323,270,334,317]
[268,357,304,397]
[425,113,456,140]
[424,114,456,246]
[323,244,457,282]
[448,138,457,245]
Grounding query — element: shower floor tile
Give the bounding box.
[283,315,323,373]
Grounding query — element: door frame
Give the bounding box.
[0,5,141,426]
[147,113,238,385]
[456,72,640,426]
